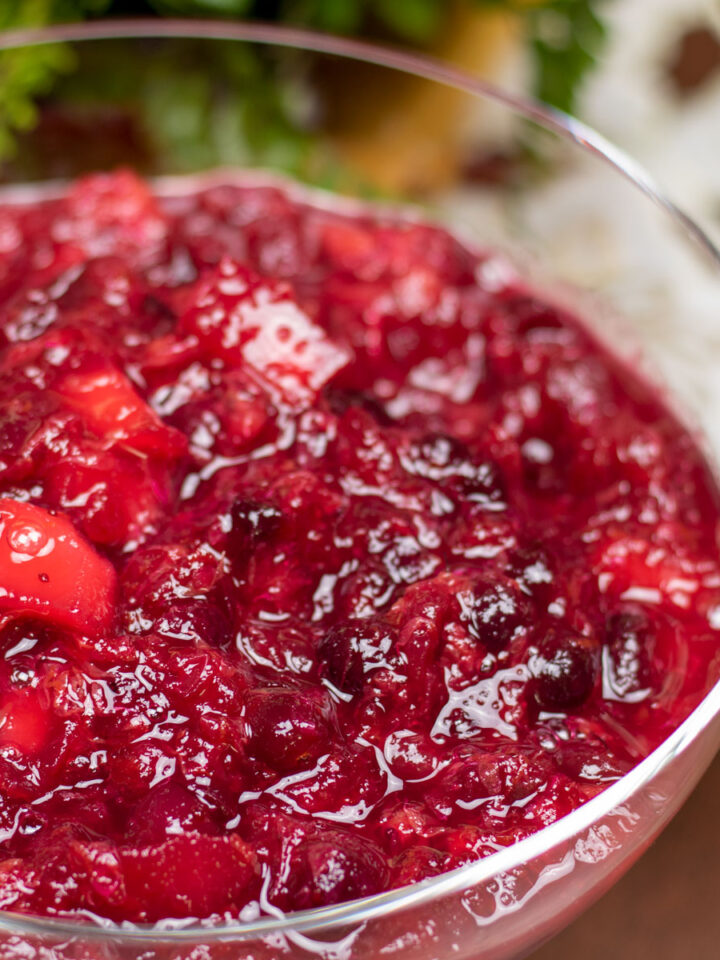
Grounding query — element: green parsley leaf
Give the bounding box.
[527,0,607,114]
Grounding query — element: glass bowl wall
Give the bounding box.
[0,20,719,960]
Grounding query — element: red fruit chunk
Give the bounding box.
[458,573,530,652]
[80,833,256,921]
[273,831,388,910]
[44,452,171,549]
[0,498,116,634]
[0,691,51,755]
[531,632,599,712]
[180,258,350,403]
[390,845,448,887]
[319,619,396,696]
[55,359,186,458]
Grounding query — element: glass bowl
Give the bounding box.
[0,19,719,960]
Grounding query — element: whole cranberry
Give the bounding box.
[245,687,331,772]
[424,745,550,821]
[604,608,657,701]
[284,832,388,909]
[521,435,564,494]
[531,631,598,712]
[460,574,529,651]
[374,799,439,854]
[318,622,363,695]
[337,564,396,619]
[409,433,470,480]
[407,434,505,508]
[383,729,439,781]
[230,498,283,548]
[156,600,231,646]
[108,742,178,799]
[318,619,394,695]
[556,740,631,784]
[0,392,59,475]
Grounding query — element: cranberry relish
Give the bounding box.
[0,170,718,924]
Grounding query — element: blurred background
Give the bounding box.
[0,1,718,957]
[1,0,718,250]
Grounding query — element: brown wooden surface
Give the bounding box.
[529,751,720,959]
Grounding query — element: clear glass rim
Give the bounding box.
[0,17,717,943]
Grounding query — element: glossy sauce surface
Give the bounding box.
[0,172,718,923]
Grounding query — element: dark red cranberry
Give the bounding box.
[245,687,331,771]
[108,742,178,800]
[460,574,529,651]
[383,729,439,781]
[318,619,395,695]
[531,631,598,711]
[280,832,388,909]
[121,543,222,614]
[604,608,657,701]
[406,434,506,509]
[0,393,60,476]
[141,293,176,328]
[507,294,567,335]
[426,746,551,819]
[509,544,554,600]
[338,563,396,618]
[230,498,283,546]
[127,782,215,845]
[319,622,365,694]
[521,435,566,494]
[374,799,440,855]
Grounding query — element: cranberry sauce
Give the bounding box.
[0,171,718,923]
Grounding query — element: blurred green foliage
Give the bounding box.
[0,0,606,173]
[528,0,606,113]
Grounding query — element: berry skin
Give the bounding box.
[0,691,52,755]
[318,622,366,695]
[459,574,530,652]
[127,782,216,846]
[180,258,350,404]
[531,631,598,712]
[230,498,283,550]
[245,687,332,771]
[55,358,186,459]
